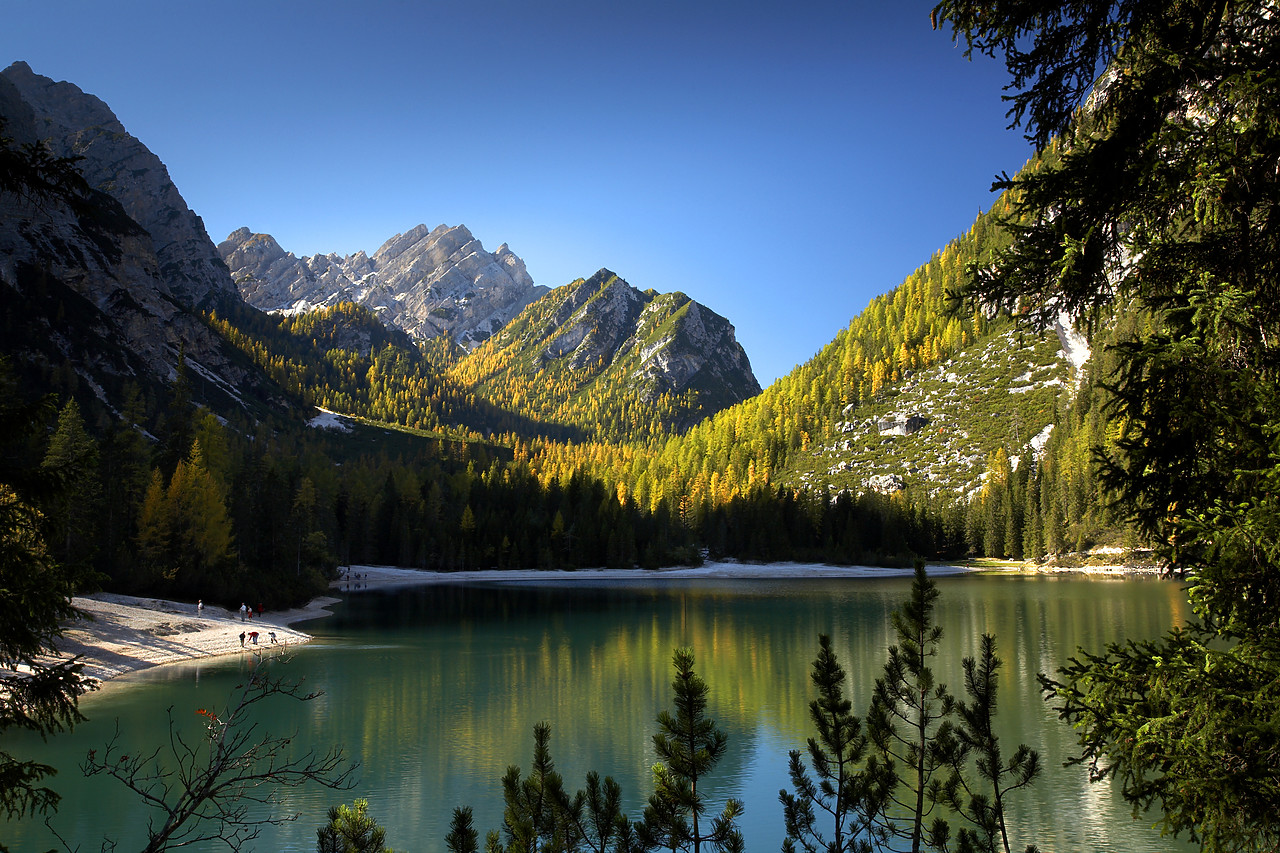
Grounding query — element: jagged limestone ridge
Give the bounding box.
[218,223,548,349]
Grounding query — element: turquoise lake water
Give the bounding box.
[5,572,1196,852]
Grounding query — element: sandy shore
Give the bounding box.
[54,559,1156,684]
[52,593,338,683]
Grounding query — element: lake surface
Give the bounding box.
[6,572,1195,853]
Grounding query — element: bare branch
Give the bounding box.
[76,664,357,852]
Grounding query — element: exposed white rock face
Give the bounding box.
[876,414,929,436]
[1,62,239,310]
[1053,310,1091,381]
[219,223,548,349]
[865,473,907,494]
[1029,423,1055,458]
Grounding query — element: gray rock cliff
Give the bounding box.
[486,268,761,424]
[0,64,278,415]
[219,223,548,349]
[1,61,238,311]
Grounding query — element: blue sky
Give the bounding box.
[5,0,1033,386]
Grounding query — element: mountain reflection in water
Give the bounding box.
[9,573,1193,853]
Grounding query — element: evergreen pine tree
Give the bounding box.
[40,399,101,583]
[780,634,894,853]
[641,648,744,853]
[496,721,569,853]
[867,563,959,853]
[935,1,1280,845]
[444,807,479,853]
[1000,485,1018,560]
[316,798,392,853]
[1020,476,1041,561]
[952,635,1041,853]
[461,723,638,853]
[99,384,151,583]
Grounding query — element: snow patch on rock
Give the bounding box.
[308,408,352,432]
[1030,423,1055,457]
[1054,311,1091,373]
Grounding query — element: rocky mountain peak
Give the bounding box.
[485,269,760,428]
[220,223,548,348]
[1,61,125,136]
[219,228,289,270]
[0,66,281,418]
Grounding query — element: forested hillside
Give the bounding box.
[450,268,760,442]
[205,300,580,442]
[503,174,1133,563]
[525,205,1005,486]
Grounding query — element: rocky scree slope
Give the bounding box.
[788,321,1087,499]
[219,223,548,349]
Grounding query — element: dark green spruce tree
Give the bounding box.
[316,798,393,853]
[452,722,638,853]
[951,635,1040,853]
[0,483,93,835]
[497,721,571,852]
[785,576,1042,853]
[867,563,958,853]
[445,807,480,853]
[933,1,1280,849]
[39,398,101,586]
[0,364,96,837]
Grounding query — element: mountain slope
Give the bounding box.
[453,269,761,440]
[2,62,238,311]
[0,67,284,420]
[219,223,548,349]
[520,196,1091,519]
[792,320,1078,498]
